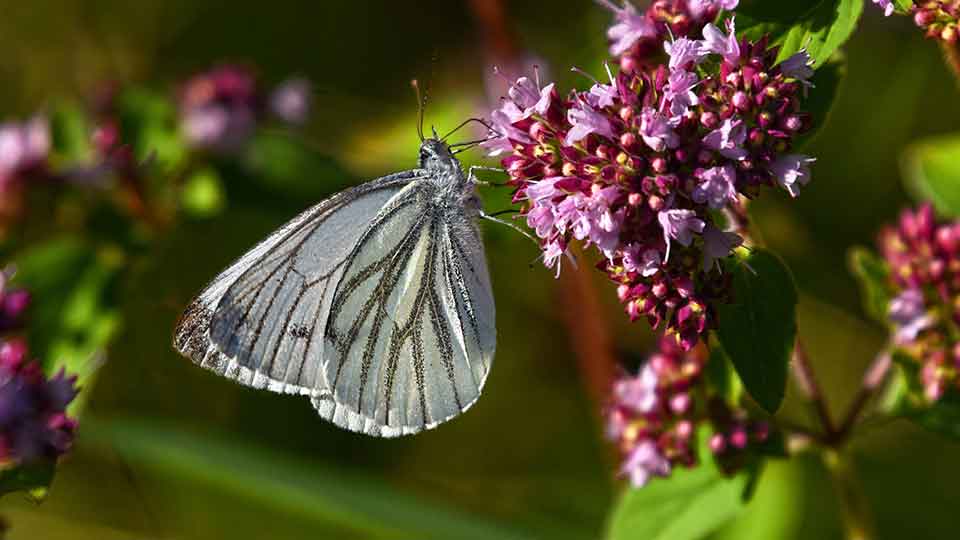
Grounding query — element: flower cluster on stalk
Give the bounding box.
[484,0,817,350]
[914,1,960,42]
[179,65,312,151]
[879,204,960,402]
[875,0,960,43]
[606,337,771,487]
[0,271,78,467]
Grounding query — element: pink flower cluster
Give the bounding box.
[606,337,770,487]
[0,117,49,193]
[879,204,960,402]
[0,338,78,466]
[599,0,739,73]
[874,1,960,43]
[179,65,311,151]
[0,116,50,223]
[0,274,78,466]
[913,1,960,43]
[485,2,817,350]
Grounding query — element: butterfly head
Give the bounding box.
[418,138,460,173]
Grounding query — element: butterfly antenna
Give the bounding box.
[411,79,426,142]
[442,117,498,142]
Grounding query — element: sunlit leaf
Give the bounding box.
[847,246,892,325]
[903,133,960,218]
[84,418,538,540]
[715,250,798,413]
[11,237,124,416]
[180,167,225,218]
[606,466,748,540]
[893,0,914,12]
[737,0,864,66]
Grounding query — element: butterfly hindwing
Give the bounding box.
[322,182,495,434]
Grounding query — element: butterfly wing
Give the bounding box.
[323,187,496,436]
[173,170,421,401]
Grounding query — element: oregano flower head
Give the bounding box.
[606,337,771,487]
[879,204,960,401]
[484,0,817,350]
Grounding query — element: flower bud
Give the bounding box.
[675,420,693,439]
[709,433,726,454]
[732,91,750,111]
[915,10,936,27]
[700,111,719,129]
[2,290,30,319]
[669,393,691,414]
[651,157,668,174]
[0,338,28,370]
[730,427,748,449]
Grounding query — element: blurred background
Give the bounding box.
[0,1,958,539]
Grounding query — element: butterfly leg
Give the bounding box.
[478,210,539,246]
[467,166,508,187]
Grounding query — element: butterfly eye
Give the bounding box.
[419,149,430,163]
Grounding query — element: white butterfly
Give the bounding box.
[173,135,501,437]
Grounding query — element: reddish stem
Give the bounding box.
[940,40,960,87]
[558,250,619,416]
[792,339,837,438]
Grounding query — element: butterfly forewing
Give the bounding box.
[173,171,419,396]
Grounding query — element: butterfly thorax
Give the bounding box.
[417,138,476,211]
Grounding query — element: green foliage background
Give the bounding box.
[0,2,957,539]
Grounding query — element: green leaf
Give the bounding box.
[887,356,960,440]
[903,133,960,218]
[11,237,124,416]
[117,88,188,170]
[706,342,742,404]
[244,131,356,199]
[0,460,55,500]
[847,246,892,324]
[737,0,864,66]
[796,57,845,148]
[715,250,798,413]
[180,167,226,218]
[893,0,914,12]
[902,397,960,441]
[606,466,748,540]
[84,418,537,540]
[48,100,94,165]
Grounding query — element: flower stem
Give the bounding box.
[940,41,960,87]
[791,340,837,438]
[834,350,892,441]
[822,449,875,540]
[558,247,618,416]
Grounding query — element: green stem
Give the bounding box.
[822,450,874,540]
[940,40,960,87]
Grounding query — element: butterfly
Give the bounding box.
[173,118,511,437]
